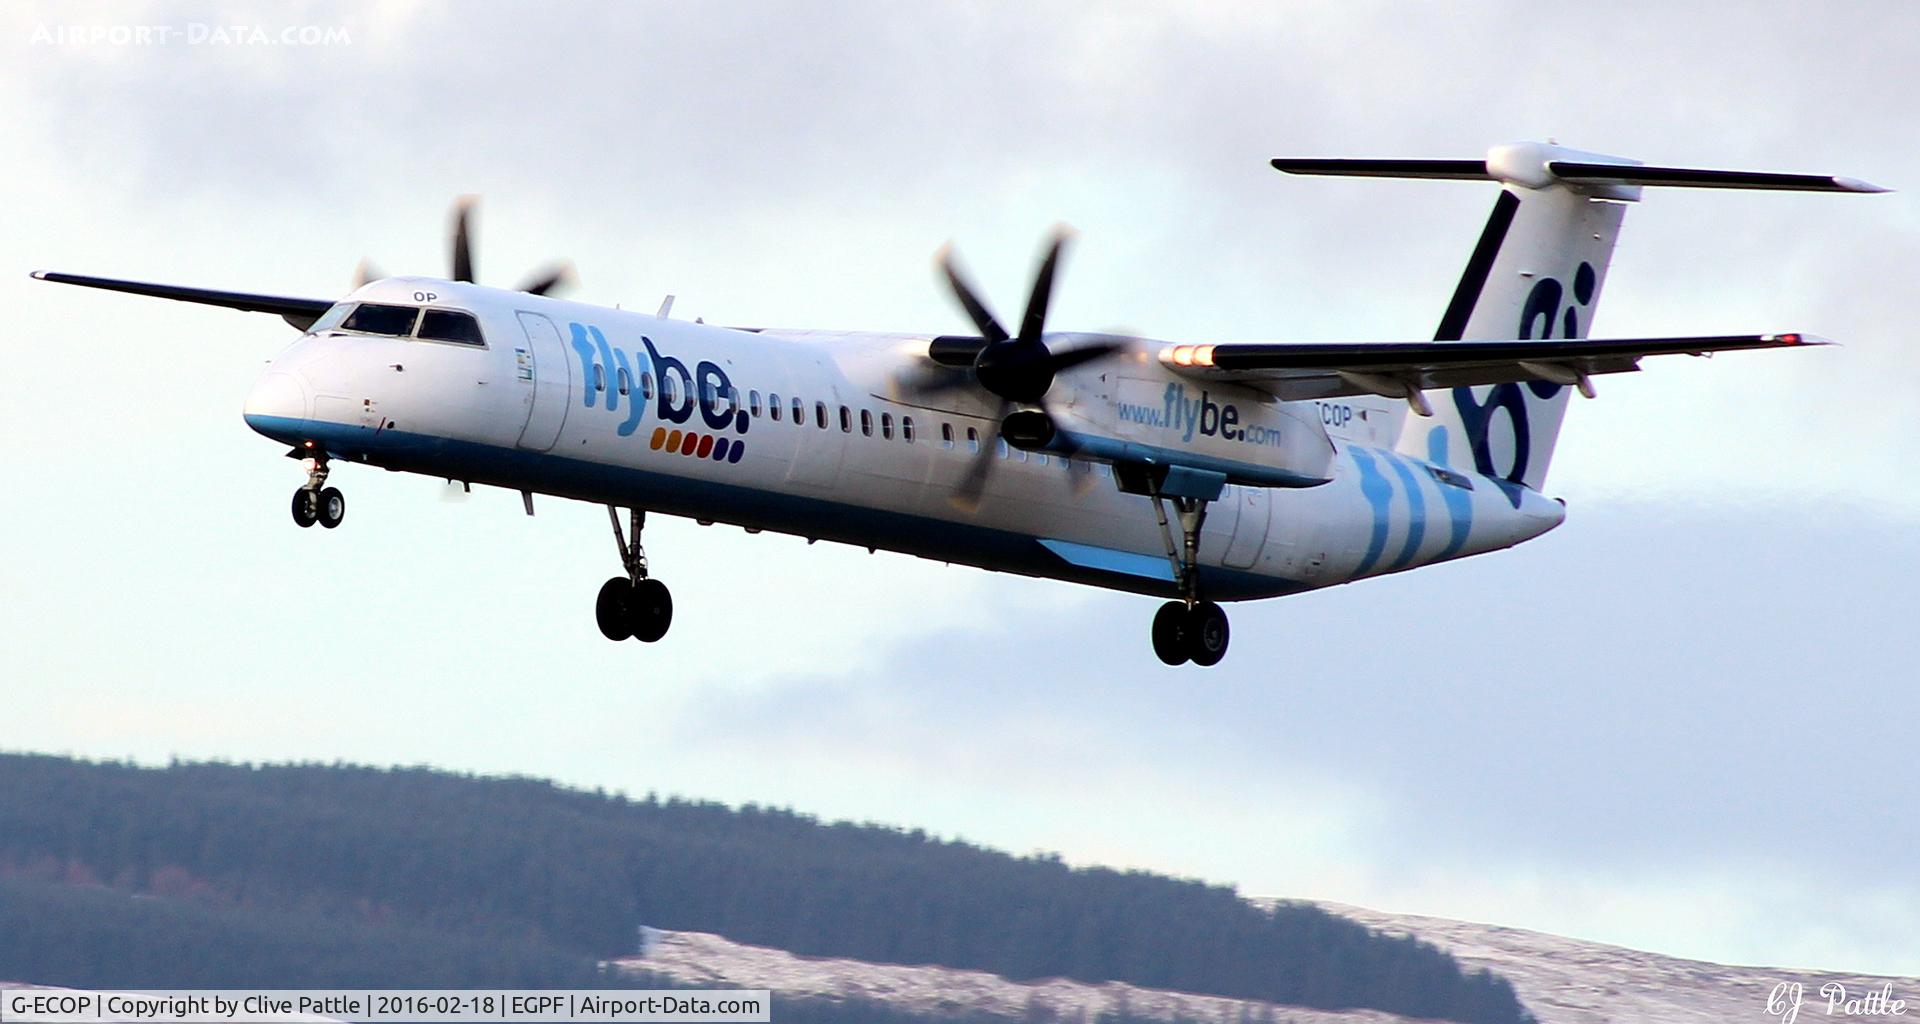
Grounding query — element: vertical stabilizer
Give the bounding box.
[1407,142,1633,490]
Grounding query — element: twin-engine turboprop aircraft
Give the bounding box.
[34,142,1882,666]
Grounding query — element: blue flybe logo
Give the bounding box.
[568,322,751,464]
[1450,260,1595,491]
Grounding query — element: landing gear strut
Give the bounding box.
[1145,488,1230,667]
[289,453,345,530]
[597,506,672,643]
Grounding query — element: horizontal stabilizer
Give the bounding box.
[1268,158,1493,181]
[1272,142,1888,195]
[31,271,334,330]
[1547,162,1887,193]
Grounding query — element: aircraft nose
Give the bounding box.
[243,370,311,437]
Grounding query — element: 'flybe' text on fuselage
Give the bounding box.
[568,322,753,461]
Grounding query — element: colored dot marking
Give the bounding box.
[712,438,731,462]
[649,427,667,450]
[680,431,699,456]
[727,443,745,464]
[735,410,750,435]
[696,435,715,459]
[666,429,682,452]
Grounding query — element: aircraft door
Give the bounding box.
[782,358,845,490]
[1221,484,1271,569]
[514,311,570,452]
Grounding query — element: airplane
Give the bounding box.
[32,141,1883,666]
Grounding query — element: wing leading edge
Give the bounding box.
[1159,333,1824,404]
[32,271,335,330]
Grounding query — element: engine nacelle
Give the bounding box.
[1019,373,1335,492]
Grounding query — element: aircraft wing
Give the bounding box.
[32,271,335,330]
[1156,333,1824,403]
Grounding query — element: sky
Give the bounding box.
[3,0,1917,978]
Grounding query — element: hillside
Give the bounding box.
[608,910,1917,1024]
[1314,903,1918,1024]
[0,754,1528,1024]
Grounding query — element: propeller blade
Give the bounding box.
[937,244,1009,344]
[351,258,384,289]
[516,260,577,297]
[949,402,1009,511]
[893,363,978,398]
[1043,339,1123,374]
[1018,229,1070,345]
[450,196,477,283]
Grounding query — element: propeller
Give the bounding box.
[939,229,1121,405]
[351,197,576,297]
[931,228,1124,508]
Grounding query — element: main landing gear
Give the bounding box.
[289,452,345,529]
[1144,488,1231,667]
[597,506,673,643]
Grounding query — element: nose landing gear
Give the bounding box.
[289,453,345,529]
[597,506,673,643]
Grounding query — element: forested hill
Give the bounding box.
[0,754,1531,1024]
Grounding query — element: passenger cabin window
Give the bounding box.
[815,401,828,429]
[794,397,806,425]
[749,390,763,417]
[662,373,679,404]
[880,412,893,440]
[341,303,418,337]
[418,308,486,346]
[592,364,606,392]
[769,393,782,421]
[966,427,979,453]
[641,372,655,400]
[860,410,873,437]
[901,416,914,443]
[941,423,955,450]
[839,406,853,433]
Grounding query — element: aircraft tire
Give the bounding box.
[595,578,634,641]
[290,489,318,528]
[1187,601,1229,667]
[317,487,346,529]
[1152,601,1190,666]
[629,578,673,643]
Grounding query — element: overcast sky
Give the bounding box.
[3,0,1916,978]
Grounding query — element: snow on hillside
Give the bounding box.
[621,904,1918,1024]
[1307,901,1918,1024]
[618,930,1431,1024]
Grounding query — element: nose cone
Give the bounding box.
[243,370,311,440]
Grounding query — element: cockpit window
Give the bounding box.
[341,303,420,336]
[305,301,354,335]
[418,308,486,347]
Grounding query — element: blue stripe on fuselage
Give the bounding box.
[242,413,1302,602]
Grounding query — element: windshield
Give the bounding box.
[304,301,353,335]
[339,303,420,336]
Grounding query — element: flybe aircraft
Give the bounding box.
[34,142,1882,666]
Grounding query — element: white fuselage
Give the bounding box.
[242,278,1565,602]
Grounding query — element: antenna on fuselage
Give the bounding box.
[656,295,675,319]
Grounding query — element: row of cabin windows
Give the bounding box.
[588,374,1102,472]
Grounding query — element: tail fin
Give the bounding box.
[1275,141,1882,491]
